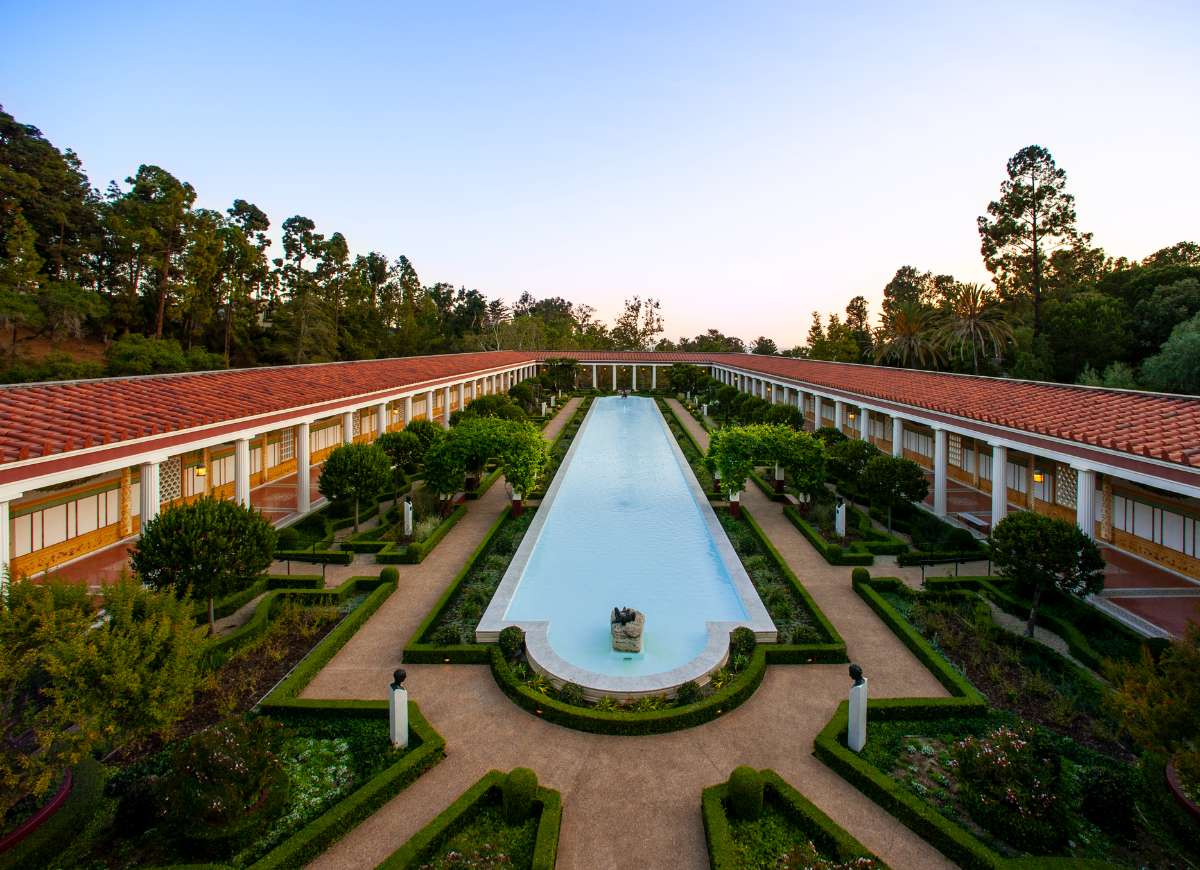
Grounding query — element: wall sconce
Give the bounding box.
[195,465,207,477]
[1033,470,1045,484]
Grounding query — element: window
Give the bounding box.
[1005,461,1027,494]
[11,484,122,557]
[903,429,933,457]
[279,429,294,461]
[1111,495,1198,557]
[978,452,992,481]
[948,433,963,468]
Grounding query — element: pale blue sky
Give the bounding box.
[3,1,1197,346]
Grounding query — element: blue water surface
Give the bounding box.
[504,396,747,677]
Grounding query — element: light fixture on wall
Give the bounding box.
[195,465,207,477]
[1033,470,1045,484]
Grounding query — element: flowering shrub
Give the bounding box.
[778,840,877,870]
[951,724,1068,853]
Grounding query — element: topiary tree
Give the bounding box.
[452,393,526,426]
[498,420,549,514]
[499,626,525,662]
[502,767,538,823]
[542,357,580,392]
[132,496,276,633]
[379,566,399,585]
[826,438,880,486]
[730,626,757,659]
[449,417,510,490]
[507,381,536,414]
[377,429,424,472]
[403,418,443,455]
[727,766,764,820]
[860,454,929,531]
[707,426,759,515]
[990,511,1105,637]
[318,442,393,532]
[421,437,465,515]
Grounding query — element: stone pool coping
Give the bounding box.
[476,396,776,698]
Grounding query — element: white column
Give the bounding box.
[442,386,451,428]
[813,395,823,428]
[651,365,657,390]
[297,423,311,513]
[632,366,637,391]
[1075,466,1097,537]
[0,500,11,591]
[834,400,844,431]
[611,364,617,389]
[376,402,388,436]
[403,395,413,426]
[860,407,870,441]
[891,416,904,458]
[234,438,251,507]
[139,460,161,525]
[990,443,1007,526]
[591,365,598,389]
[932,427,948,517]
[342,410,354,444]
[424,390,434,421]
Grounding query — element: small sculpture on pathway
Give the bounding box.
[610,606,645,653]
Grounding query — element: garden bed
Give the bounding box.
[375,503,468,564]
[814,572,1200,869]
[403,508,534,663]
[702,768,882,870]
[657,398,718,496]
[376,769,561,870]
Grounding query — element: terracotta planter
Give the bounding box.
[728,499,741,519]
[510,498,524,518]
[465,474,480,492]
[773,478,784,494]
[1166,755,1200,823]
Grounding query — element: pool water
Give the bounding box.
[482,396,771,685]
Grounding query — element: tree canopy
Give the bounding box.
[317,442,393,531]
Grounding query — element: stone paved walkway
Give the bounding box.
[304,398,955,870]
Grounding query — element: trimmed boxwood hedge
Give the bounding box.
[657,399,718,497]
[204,574,391,670]
[0,758,106,870]
[814,573,1116,869]
[851,572,986,709]
[248,702,445,870]
[922,575,1167,669]
[257,574,397,712]
[375,770,562,870]
[376,503,468,564]
[193,577,268,621]
[273,547,354,565]
[402,508,514,664]
[783,505,874,566]
[263,573,323,590]
[738,507,847,663]
[702,768,879,870]
[490,645,767,736]
[528,396,592,499]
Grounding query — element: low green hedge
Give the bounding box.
[528,397,591,499]
[248,703,445,869]
[466,466,503,500]
[326,499,382,532]
[783,506,874,566]
[850,573,986,709]
[376,504,468,564]
[194,577,268,621]
[0,758,106,870]
[264,573,324,590]
[402,509,513,663]
[922,575,1167,669]
[375,770,562,870]
[490,645,767,735]
[258,575,397,712]
[273,548,354,565]
[204,575,390,671]
[739,507,847,663]
[702,768,879,870]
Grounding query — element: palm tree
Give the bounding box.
[874,302,943,369]
[937,282,1013,373]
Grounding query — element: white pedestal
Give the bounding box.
[541,402,547,417]
[848,679,868,752]
[389,686,409,748]
[702,403,708,417]
[834,502,847,538]
[404,500,413,537]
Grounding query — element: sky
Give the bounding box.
[3,1,1198,347]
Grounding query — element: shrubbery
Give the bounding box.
[502,767,538,824]
[499,626,525,661]
[727,766,763,821]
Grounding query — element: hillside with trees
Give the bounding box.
[2,106,1195,391]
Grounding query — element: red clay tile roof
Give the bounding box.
[538,352,1200,470]
[1,350,1198,474]
[0,352,531,465]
